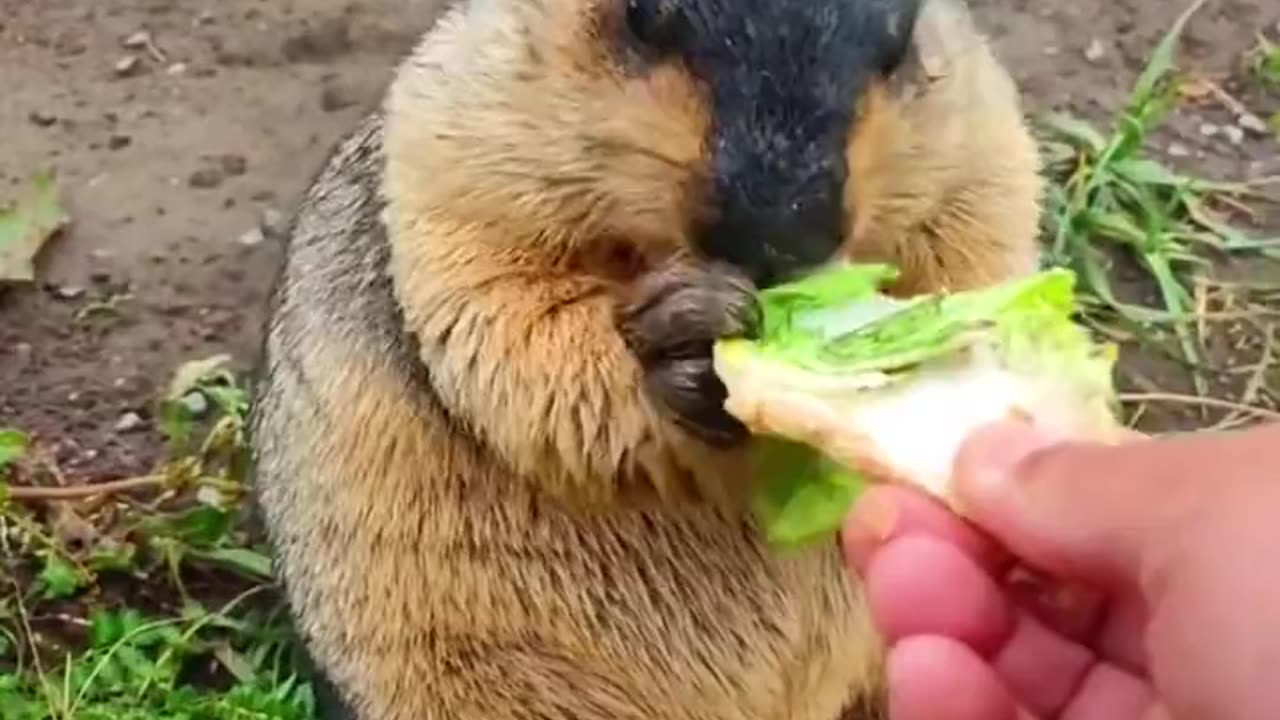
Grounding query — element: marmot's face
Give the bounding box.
[391,0,920,287]
[615,0,919,287]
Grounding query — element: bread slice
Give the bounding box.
[712,263,1128,545]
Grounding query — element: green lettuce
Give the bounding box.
[713,262,1120,548]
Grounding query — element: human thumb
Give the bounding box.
[949,420,1203,592]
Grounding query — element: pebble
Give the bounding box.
[1168,142,1191,158]
[122,30,151,50]
[1199,123,1220,137]
[167,62,188,76]
[320,83,357,113]
[237,226,266,247]
[114,55,142,77]
[189,167,224,189]
[181,392,209,416]
[1084,39,1106,63]
[108,134,131,150]
[54,286,85,301]
[219,154,248,176]
[114,412,145,433]
[1238,113,1268,136]
[28,110,57,127]
[1221,125,1245,145]
[261,208,288,238]
[196,486,226,508]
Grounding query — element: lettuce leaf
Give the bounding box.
[714,262,1120,548]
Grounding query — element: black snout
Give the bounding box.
[654,0,919,287]
[698,154,849,289]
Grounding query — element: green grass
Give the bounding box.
[0,358,320,720]
[1037,0,1279,397]
[1248,29,1280,136]
[1249,30,1280,89]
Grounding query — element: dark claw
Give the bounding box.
[646,357,750,447]
[618,261,760,447]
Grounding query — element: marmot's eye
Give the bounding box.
[624,0,685,54]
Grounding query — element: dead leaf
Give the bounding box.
[165,354,234,401]
[49,503,102,557]
[0,170,69,283]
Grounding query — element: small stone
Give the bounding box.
[320,83,356,112]
[237,226,266,247]
[167,62,188,76]
[219,154,248,176]
[122,30,151,49]
[1084,38,1106,63]
[181,391,209,416]
[1199,123,1220,137]
[108,134,131,150]
[189,167,225,189]
[114,412,145,433]
[1221,125,1245,145]
[1044,45,1060,56]
[114,55,142,77]
[54,286,85,300]
[261,208,288,238]
[1239,113,1268,136]
[195,9,215,26]
[28,110,57,127]
[1168,142,1191,158]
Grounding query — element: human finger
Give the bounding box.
[843,484,1009,575]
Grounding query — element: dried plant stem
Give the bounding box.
[6,475,165,502]
[1119,392,1280,421]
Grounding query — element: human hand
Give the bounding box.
[842,420,1280,720]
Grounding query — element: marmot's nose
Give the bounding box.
[697,159,848,289]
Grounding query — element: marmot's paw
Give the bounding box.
[618,261,761,448]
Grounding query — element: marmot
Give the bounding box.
[248,0,1043,717]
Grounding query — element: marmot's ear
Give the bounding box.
[907,0,981,82]
[875,0,923,74]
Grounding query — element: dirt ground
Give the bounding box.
[2,0,1278,482]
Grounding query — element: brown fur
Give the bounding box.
[844,0,1043,296]
[249,0,1042,718]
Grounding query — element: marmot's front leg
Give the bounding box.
[388,227,758,502]
[618,260,760,448]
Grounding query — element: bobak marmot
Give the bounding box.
[248,0,1042,717]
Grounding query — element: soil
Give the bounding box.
[2,0,1279,483]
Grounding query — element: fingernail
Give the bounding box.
[842,490,899,570]
[860,490,899,542]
